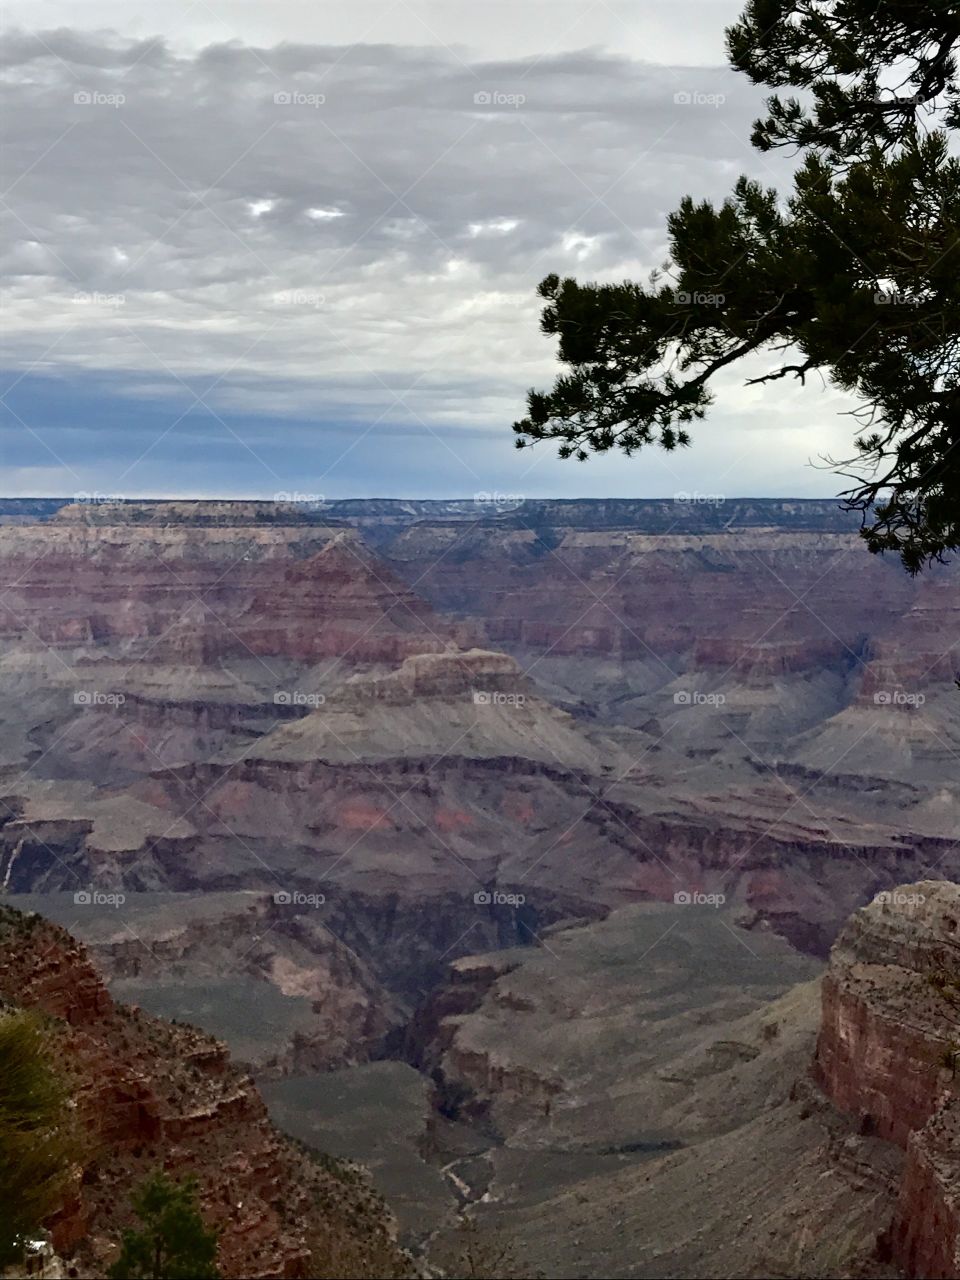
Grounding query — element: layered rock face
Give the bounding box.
[893,1097,960,1280]
[404,901,900,1279]
[0,518,458,662]
[376,506,943,674]
[814,881,960,1279]
[814,882,958,1143]
[0,905,411,1279]
[11,497,956,687]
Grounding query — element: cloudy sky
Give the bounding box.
[1,1,858,501]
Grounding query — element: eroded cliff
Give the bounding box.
[0,905,412,1279]
[815,881,960,1279]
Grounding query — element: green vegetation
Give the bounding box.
[0,1008,78,1267]
[515,1,960,572]
[108,1172,220,1280]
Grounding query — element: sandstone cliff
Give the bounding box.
[814,881,960,1279]
[0,905,412,1279]
[0,521,460,662]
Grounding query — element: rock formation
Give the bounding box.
[814,881,960,1279]
[0,518,460,662]
[0,499,958,1278]
[0,904,412,1279]
[1,499,958,1078]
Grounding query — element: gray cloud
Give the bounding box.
[0,23,856,496]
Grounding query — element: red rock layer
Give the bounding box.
[815,971,948,1146]
[813,882,960,1279]
[887,1098,960,1280]
[0,906,409,1279]
[0,524,461,663]
[386,524,959,684]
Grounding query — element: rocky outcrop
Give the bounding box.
[814,881,960,1278]
[338,647,525,704]
[889,1097,960,1280]
[0,905,412,1280]
[814,882,958,1143]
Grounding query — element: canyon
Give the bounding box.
[410,880,959,1278]
[1,496,958,1276]
[814,881,960,1279]
[0,903,412,1279]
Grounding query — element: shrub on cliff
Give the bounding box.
[0,1009,78,1266]
[108,1172,220,1280]
[514,1,960,572]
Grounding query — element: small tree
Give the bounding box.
[0,1009,78,1267]
[514,1,960,572]
[108,1172,220,1280]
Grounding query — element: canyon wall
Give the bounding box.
[814,882,960,1279]
[0,905,412,1279]
[378,514,958,694]
[0,520,460,662]
[1,498,958,1087]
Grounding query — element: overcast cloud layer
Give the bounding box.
[1,4,858,500]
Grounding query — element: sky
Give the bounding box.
[1,1,859,501]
